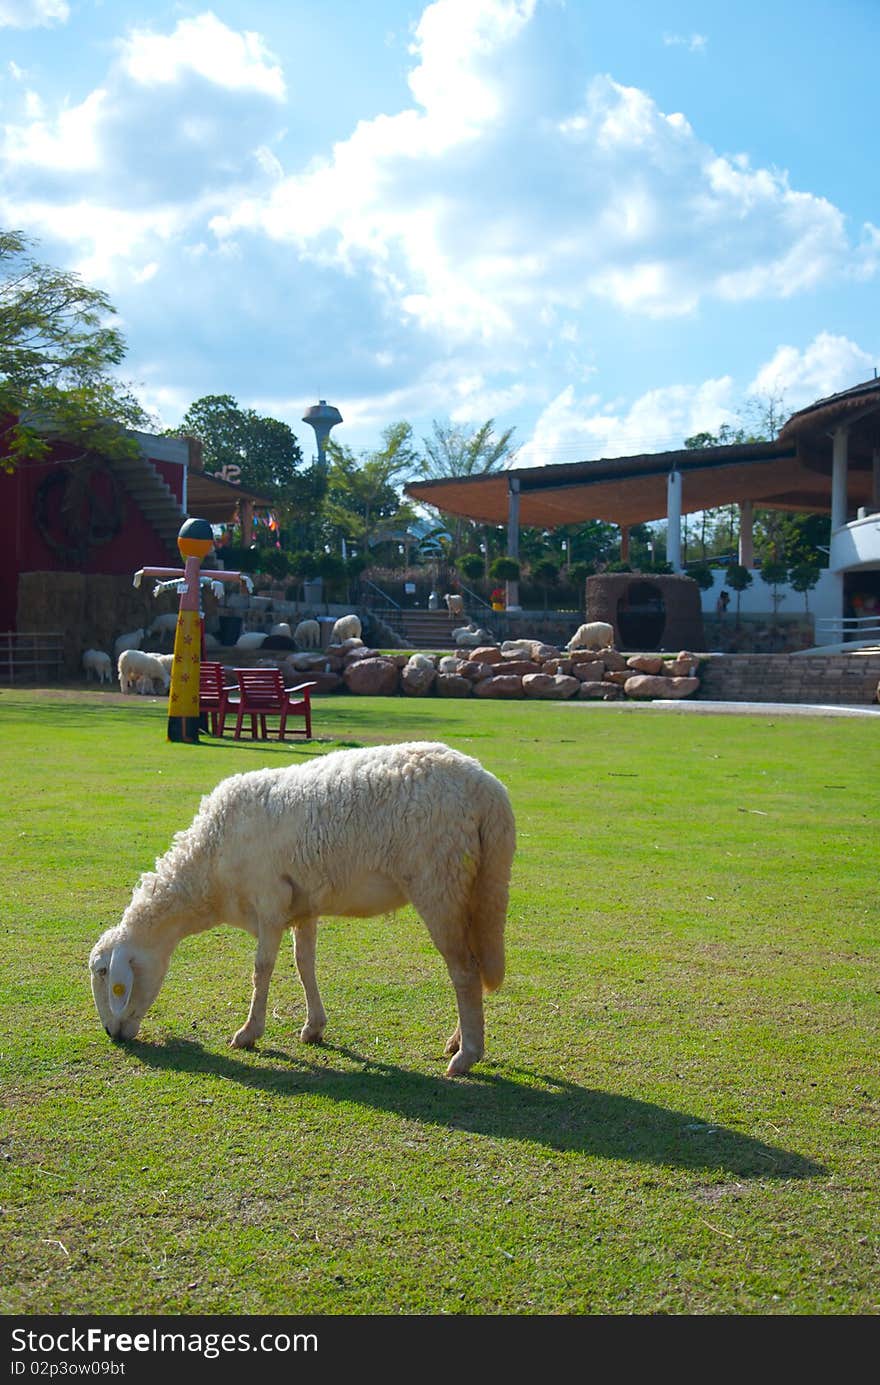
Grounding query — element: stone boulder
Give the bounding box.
[459,660,495,682]
[578,680,621,699]
[435,673,472,698]
[468,645,504,664]
[497,659,542,677]
[474,674,524,698]
[624,674,700,699]
[343,657,401,696]
[572,659,605,681]
[626,654,665,675]
[401,662,436,696]
[599,648,628,671]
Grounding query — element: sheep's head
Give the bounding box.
[89,929,169,1041]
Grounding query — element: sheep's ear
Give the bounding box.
[108,948,134,1016]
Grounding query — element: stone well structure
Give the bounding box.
[586,574,705,652]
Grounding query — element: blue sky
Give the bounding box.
[2,0,878,471]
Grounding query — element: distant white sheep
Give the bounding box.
[235,631,267,651]
[330,614,361,644]
[147,613,179,648]
[113,628,144,661]
[89,741,516,1077]
[294,619,321,650]
[566,621,614,652]
[445,593,464,617]
[453,623,492,648]
[82,649,112,684]
[118,649,172,696]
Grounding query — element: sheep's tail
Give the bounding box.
[469,781,516,994]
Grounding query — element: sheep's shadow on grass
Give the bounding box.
[128,1036,824,1181]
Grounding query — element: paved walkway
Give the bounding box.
[558,699,880,718]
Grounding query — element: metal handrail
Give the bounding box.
[456,582,492,610]
[360,577,401,609]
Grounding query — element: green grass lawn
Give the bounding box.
[1,687,878,1316]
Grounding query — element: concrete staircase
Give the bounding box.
[379,609,463,649]
[111,451,184,558]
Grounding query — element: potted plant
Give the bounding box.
[490,587,505,612]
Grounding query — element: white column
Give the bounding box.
[666,469,682,573]
[506,476,521,611]
[831,426,849,531]
[738,500,754,568]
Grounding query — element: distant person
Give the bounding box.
[716,589,730,617]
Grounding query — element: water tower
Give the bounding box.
[302,399,343,467]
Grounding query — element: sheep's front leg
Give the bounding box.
[230,921,284,1049]
[293,917,327,1043]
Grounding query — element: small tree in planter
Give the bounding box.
[789,562,821,614]
[456,552,486,588]
[725,563,753,628]
[531,558,559,611]
[759,560,789,647]
[688,563,716,593]
[489,556,520,608]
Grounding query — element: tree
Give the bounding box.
[531,558,559,610]
[725,562,753,627]
[324,421,419,552]
[688,563,716,592]
[789,561,821,614]
[759,559,789,645]
[174,394,305,496]
[1,228,148,470]
[456,552,486,584]
[489,556,520,582]
[420,417,518,480]
[418,417,518,555]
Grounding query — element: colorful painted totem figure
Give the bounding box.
[133,517,250,744]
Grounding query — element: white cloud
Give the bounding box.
[517,376,738,466]
[213,9,876,345]
[0,0,68,29]
[749,333,877,410]
[663,33,707,55]
[118,12,285,100]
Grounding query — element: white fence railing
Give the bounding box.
[815,615,880,644]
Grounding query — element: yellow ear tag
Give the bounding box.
[112,983,126,997]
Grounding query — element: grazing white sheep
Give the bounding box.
[235,631,267,650]
[330,613,362,644]
[566,621,614,652]
[118,649,172,695]
[294,619,321,649]
[445,593,464,617]
[82,649,112,684]
[453,623,492,648]
[89,741,515,1076]
[113,628,144,661]
[147,613,179,648]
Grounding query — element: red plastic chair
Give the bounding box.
[232,668,316,741]
[199,661,235,737]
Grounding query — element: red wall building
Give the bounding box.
[0,428,190,631]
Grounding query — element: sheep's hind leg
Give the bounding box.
[230,920,285,1049]
[417,907,484,1077]
[293,917,327,1044]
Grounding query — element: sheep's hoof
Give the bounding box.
[444,1028,461,1056]
[300,1021,325,1044]
[445,1049,479,1077]
[230,1028,257,1049]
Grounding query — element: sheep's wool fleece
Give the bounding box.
[134,741,514,930]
